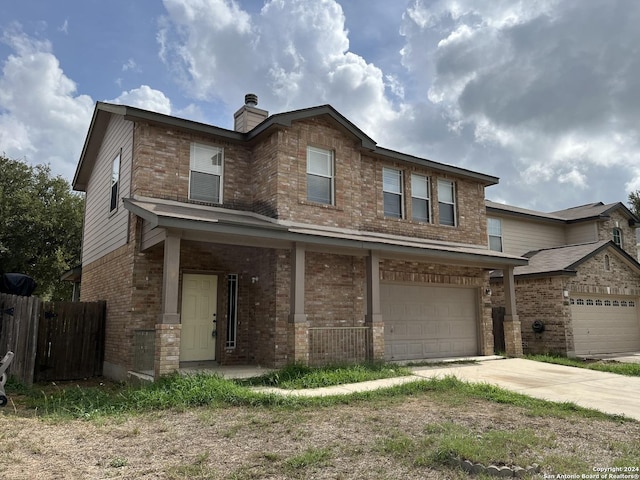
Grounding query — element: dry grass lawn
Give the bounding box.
[0,381,638,479]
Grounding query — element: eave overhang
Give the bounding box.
[75,101,502,193]
[123,196,528,269]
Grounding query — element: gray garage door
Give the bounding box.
[571,296,640,355]
[381,284,478,361]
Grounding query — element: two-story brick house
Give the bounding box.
[73,95,526,381]
[487,200,640,357]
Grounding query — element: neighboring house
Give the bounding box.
[72,95,526,381]
[487,200,640,357]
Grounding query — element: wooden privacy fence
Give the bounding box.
[0,294,39,387]
[35,301,106,382]
[0,293,106,385]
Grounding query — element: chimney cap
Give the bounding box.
[245,93,258,107]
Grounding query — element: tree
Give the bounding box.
[0,155,84,300]
[629,190,640,218]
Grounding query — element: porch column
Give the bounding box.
[365,251,384,361]
[502,266,523,357]
[289,243,309,364]
[155,231,182,378]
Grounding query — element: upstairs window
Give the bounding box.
[612,227,622,247]
[438,179,456,226]
[383,167,403,218]
[411,174,430,222]
[488,218,503,252]
[306,146,334,205]
[110,151,120,212]
[190,143,224,203]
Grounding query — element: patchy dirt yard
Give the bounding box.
[0,385,638,480]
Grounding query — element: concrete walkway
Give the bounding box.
[256,358,640,421]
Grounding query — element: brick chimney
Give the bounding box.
[234,93,268,133]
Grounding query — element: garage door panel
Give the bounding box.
[382,284,478,361]
[571,297,640,355]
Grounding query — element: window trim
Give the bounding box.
[306,146,335,205]
[410,173,430,223]
[612,227,622,247]
[383,167,404,219]
[487,217,503,252]
[189,142,224,204]
[437,179,457,226]
[109,150,121,213]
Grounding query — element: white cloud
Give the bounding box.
[0,26,94,180]
[158,0,399,137]
[58,19,69,34]
[109,85,172,114]
[395,0,640,208]
[122,58,139,72]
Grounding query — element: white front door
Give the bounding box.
[180,274,218,362]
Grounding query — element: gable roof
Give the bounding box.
[486,200,639,226]
[492,240,640,279]
[74,101,499,191]
[551,202,638,224]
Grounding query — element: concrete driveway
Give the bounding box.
[414,358,640,421]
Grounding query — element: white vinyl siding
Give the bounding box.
[383,167,403,218]
[497,217,566,256]
[306,146,334,205]
[189,143,224,203]
[566,222,598,245]
[82,115,132,266]
[437,179,456,226]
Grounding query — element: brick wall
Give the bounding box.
[567,250,640,296]
[272,118,488,245]
[80,242,135,375]
[597,211,638,261]
[305,252,366,327]
[491,276,573,355]
[131,118,490,247]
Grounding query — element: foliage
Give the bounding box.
[238,362,412,389]
[629,190,640,217]
[527,354,640,377]
[0,155,83,300]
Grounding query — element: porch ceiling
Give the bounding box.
[124,196,527,269]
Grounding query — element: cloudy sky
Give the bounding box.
[2,0,640,212]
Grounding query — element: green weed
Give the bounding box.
[239,362,412,389]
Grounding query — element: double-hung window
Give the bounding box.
[612,227,622,247]
[487,218,503,252]
[383,167,403,218]
[190,143,224,203]
[306,146,334,205]
[438,179,456,226]
[109,152,120,213]
[411,174,430,222]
